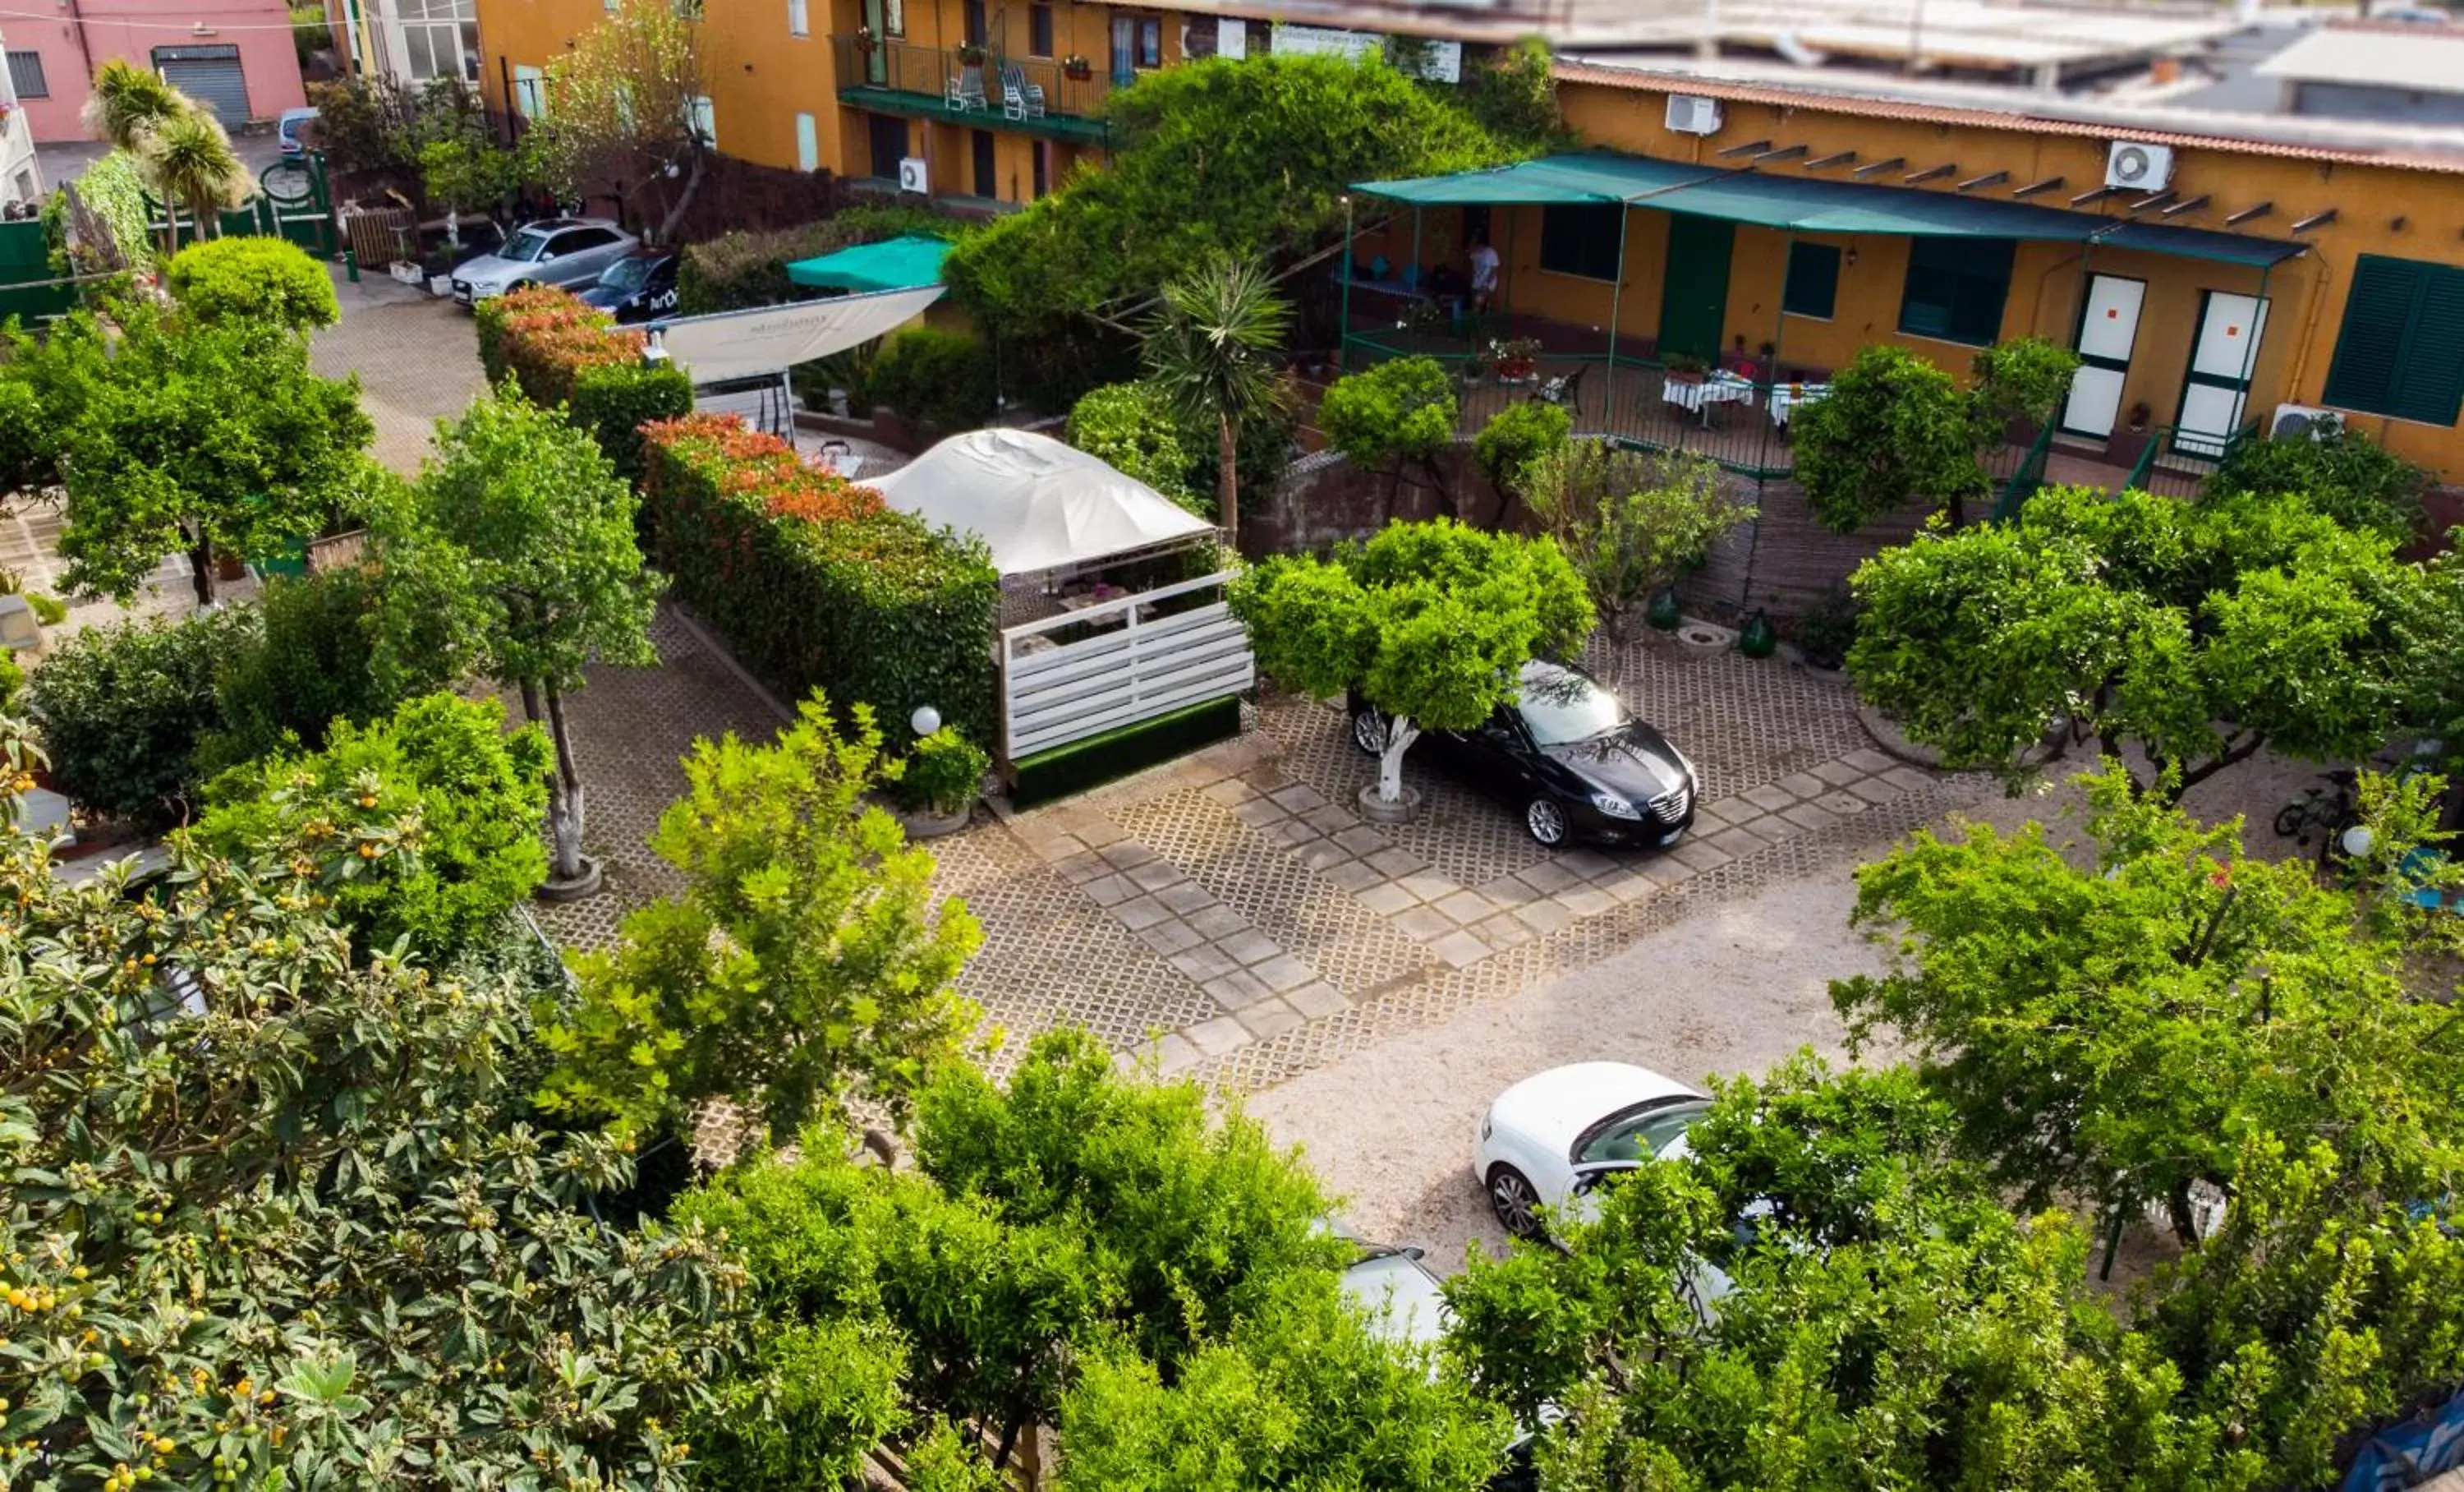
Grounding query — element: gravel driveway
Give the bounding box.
[1246,856,1887,1271]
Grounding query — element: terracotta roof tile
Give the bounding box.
[1552,61,2464,175]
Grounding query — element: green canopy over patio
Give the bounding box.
[1353,152,2305,268]
[784,234,954,293]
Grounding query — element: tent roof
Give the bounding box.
[650,284,945,385]
[867,429,1215,578]
[784,234,953,293]
[1353,152,2305,268]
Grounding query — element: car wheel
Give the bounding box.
[1350,704,1389,758]
[1487,1164,1543,1239]
[1524,796,1570,846]
[508,279,536,293]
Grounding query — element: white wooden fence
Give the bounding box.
[1000,572,1253,761]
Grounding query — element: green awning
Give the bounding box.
[784,234,953,293]
[1354,153,2305,268]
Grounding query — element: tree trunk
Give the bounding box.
[2165,1178,2201,1248]
[1375,716,1421,804]
[188,531,217,610]
[543,683,587,882]
[1945,486,1969,532]
[1216,409,1239,556]
[653,150,709,246]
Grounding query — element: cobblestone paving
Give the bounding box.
[309,287,487,476]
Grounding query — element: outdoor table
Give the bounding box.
[1768,382,1833,428]
[1661,370,1758,427]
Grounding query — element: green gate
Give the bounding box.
[147,154,337,258]
[0,219,76,326]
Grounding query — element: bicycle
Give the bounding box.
[2273,768,2359,852]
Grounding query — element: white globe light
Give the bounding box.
[910,705,942,738]
[2342,824,2375,859]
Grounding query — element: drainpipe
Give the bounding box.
[63,0,96,114]
[342,0,378,81]
[2283,257,2333,408]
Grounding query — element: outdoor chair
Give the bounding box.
[1001,64,1046,120]
[1533,362,1587,412]
[947,66,987,112]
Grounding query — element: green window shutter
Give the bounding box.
[1539,203,1624,283]
[2324,255,2464,426]
[1783,242,1840,320]
[1898,237,2013,346]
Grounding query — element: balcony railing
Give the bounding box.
[832,35,1111,122]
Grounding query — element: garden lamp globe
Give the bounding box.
[2342,824,2375,859]
[911,705,941,738]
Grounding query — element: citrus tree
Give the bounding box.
[379,388,661,885]
[539,693,983,1144]
[1848,484,2429,799]
[1524,440,1754,639]
[535,0,710,241]
[1230,518,1593,805]
[1317,356,1461,520]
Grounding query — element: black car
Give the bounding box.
[1348,659,1698,849]
[580,250,680,323]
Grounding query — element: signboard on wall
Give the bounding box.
[1269,22,1461,81]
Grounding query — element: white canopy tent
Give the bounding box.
[647,284,945,438]
[867,429,1216,577]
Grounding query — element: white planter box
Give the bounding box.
[388,260,425,286]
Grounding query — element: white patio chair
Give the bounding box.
[1001,64,1046,120]
[946,65,986,112]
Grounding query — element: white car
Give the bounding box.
[1473,1061,1709,1241]
[1333,1227,1542,1491]
[450,217,640,306]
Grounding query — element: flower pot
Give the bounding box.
[1676,620,1736,656]
[536,854,605,902]
[1645,586,1682,631]
[1063,63,1092,80]
[896,801,973,839]
[1739,610,1778,660]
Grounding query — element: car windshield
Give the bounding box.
[1516,671,1630,746]
[503,228,554,263]
[1579,1101,1708,1164]
[599,257,655,291]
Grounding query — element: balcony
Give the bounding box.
[832,36,1114,147]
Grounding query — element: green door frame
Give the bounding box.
[1657,214,1733,362]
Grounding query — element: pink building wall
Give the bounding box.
[9,0,306,142]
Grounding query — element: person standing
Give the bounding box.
[1468,237,1501,316]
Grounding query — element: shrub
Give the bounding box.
[164,236,342,331]
[195,693,553,960]
[1793,585,1863,671]
[895,726,990,815]
[643,415,999,747]
[1067,381,1207,514]
[1472,398,1570,506]
[28,608,256,823]
[2208,417,2429,544]
[678,204,963,315]
[868,327,999,433]
[475,284,693,481]
[205,564,457,773]
[1793,344,1984,532]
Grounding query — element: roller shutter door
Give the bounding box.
[151,46,249,123]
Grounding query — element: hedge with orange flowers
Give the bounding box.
[475,284,692,484]
[643,414,999,747]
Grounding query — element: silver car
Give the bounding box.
[451,218,639,306]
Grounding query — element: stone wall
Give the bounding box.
[1681,476,1933,626]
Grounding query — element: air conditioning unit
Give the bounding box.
[2105,140,2175,192]
[1666,95,1723,136]
[897,155,930,195]
[2269,402,2343,440]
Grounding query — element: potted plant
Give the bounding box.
[2126,400,2152,434]
[1665,352,1709,385]
[1062,53,1092,80]
[891,725,989,838]
[957,42,989,66]
[1486,336,1542,384]
[1792,586,1862,679]
[855,24,878,52]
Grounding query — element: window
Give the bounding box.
[972,129,996,199]
[1577,1102,1708,1164]
[687,94,715,148]
[513,64,547,122]
[1028,2,1054,58]
[963,0,986,47]
[787,0,808,35]
[796,112,819,172]
[2323,254,2464,426]
[1897,235,2013,346]
[1782,242,1840,320]
[1138,16,1162,67]
[7,51,48,99]
[1538,202,1622,283]
[884,0,903,35]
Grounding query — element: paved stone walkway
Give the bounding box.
[525,608,1982,1095]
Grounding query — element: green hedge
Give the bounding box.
[571,361,694,486]
[867,327,997,434]
[473,285,692,483]
[643,418,1000,750]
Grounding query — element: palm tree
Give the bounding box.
[1141,253,1292,555]
[81,58,183,152]
[140,108,251,251]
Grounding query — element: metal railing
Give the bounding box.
[2123,418,2255,499]
[1988,421,2055,523]
[832,35,1110,120]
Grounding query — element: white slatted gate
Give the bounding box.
[1000,573,1253,761]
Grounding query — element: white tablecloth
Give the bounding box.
[1768,382,1832,427]
[1661,371,1758,416]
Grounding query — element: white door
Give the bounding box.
[2058,274,2145,439]
[2175,290,2270,457]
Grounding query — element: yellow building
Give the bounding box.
[1346,65,2464,487]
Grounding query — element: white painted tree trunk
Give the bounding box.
[1376,716,1421,804]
